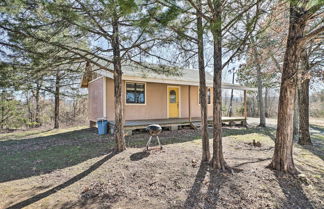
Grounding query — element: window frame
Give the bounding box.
[198,87,212,105]
[125,81,146,105]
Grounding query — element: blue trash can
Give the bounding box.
[97,120,108,135]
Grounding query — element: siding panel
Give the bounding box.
[88,78,104,121]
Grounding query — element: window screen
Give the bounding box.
[199,88,211,104]
[126,83,145,104]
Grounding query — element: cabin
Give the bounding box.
[81,61,255,133]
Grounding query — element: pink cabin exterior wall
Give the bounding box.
[88,77,104,122]
[96,78,213,121]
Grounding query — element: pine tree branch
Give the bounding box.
[300,25,324,44]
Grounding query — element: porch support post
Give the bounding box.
[188,85,191,122]
[243,90,247,120]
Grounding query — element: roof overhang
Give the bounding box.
[95,69,256,91]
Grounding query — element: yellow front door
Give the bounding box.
[168,87,179,118]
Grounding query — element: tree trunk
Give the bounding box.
[112,15,126,152]
[293,87,299,140]
[0,89,4,130]
[54,71,60,129]
[26,91,33,127]
[228,70,235,117]
[73,99,77,122]
[197,0,210,162]
[267,4,306,174]
[253,47,266,127]
[35,81,41,127]
[251,95,256,117]
[264,87,268,118]
[298,78,311,145]
[298,48,312,145]
[210,3,228,170]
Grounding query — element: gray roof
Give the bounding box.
[116,61,214,82]
[92,60,256,91]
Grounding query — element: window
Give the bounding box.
[207,88,211,104]
[169,90,177,103]
[126,82,145,104]
[199,87,211,104]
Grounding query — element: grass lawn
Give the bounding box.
[0,118,323,209]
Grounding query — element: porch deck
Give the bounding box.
[124,116,246,130]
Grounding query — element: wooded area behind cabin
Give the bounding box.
[1,88,323,132]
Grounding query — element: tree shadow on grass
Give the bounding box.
[0,128,104,148]
[232,157,272,168]
[222,127,259,137]
[293,124,324,161]
[0,127,199,183]
[275,172,315,209]
[262,127,276,142]
[203,170,227,209]
[5,151,116,209]
[222,126,276,141]
[125,129,202,148]
[309,124,324,134]
[0,128,111,183]
[183,163,231,209]
[298,134,324,161]
[0,129,54,141]
[304,125,324,161]
[183,162,209,209]
[0,125,279,184]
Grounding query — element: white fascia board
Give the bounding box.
[122,75,204,86]
[96,69,256,90]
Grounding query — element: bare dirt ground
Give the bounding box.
[0,118,323,209]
